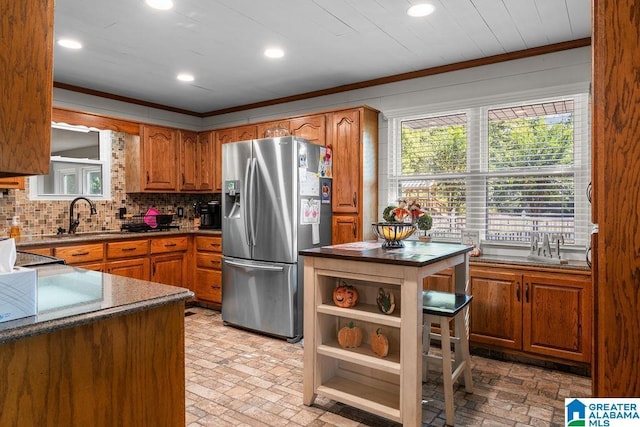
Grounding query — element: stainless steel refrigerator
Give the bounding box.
[221,136,332,342]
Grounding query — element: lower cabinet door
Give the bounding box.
[151,253,187,287]
[194,268,222,304]
[106,258,150,281]
[523,273,591,363]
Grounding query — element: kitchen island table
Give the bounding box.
[300,240,472,426]
[0,263,193,427]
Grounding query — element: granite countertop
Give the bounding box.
[300,240,472,267]
[0,263,193,344]
[14,227,221,248]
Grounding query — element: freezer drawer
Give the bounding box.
[221,257,302,341]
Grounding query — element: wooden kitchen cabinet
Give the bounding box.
[214,125,257,191]
[179,130,199,191]
[256,120,290,139]
[54,243,104,270]
[193,236,222,304]
[290,114,326,145]
[0,177,25,189]
[469,265,591,364]
[106,257,150,281]
[0,0,53,177]
[328,107,379,243]
[125,125,178,192]
[196,131,215,191]
[150,237,188,288]
[104,239,150,280]
[179,130,214,192]
[331,214,359,245]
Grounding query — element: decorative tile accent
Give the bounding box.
[0,132,220,237]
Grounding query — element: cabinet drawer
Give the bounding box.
[195,236,222,253]
[150,236,188,254]
[54,244,104,264]
[196,252,222,270]
[106,239,149,259]
[194,269,222,303]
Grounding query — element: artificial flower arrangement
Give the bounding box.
[382,198,433,241]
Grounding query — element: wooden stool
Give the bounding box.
[422,290,474,426]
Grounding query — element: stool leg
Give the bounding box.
[422,314,432,383]
[440,316,455,426]
[456,307,474,393]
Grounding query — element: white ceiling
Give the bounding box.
[53,0,591,115]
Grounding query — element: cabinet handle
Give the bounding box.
[352,223,357,237]
[121,247,136,252]
[516,281,521,302]
[146,171,150,184]
[164,243,177,247]
[210,243,221,248]
[211,285,221,290]
[182,173,185,185]
[72,251,90,257]
[152,262,156,275]
[525,283,530,303]
[211,260,220,266]
[353,192,357,207]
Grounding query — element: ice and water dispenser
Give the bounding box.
[224,180,242,220]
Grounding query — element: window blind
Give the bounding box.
[395,94,589,246]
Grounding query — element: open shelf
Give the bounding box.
[316,303,401,328]
[317,376,401,423]
[317,340,401,374]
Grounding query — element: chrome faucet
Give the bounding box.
[68,197,97,234]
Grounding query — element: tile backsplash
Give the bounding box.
[0,132,220,237]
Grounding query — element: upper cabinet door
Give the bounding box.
[330,110,361,213]
[179,130,198,191]
[197,131,215,191]
[0,0,53,177]
[290,115,326,146]
[142,125,178,191]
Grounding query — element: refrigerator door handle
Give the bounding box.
[249,157,258,246]
[243,158,252,247]
[225,259,284,272]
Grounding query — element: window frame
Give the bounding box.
[387,89,591,251]
[29,129,112,201]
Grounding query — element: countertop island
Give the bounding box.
[0,263,193,426]
[300,241,472,426]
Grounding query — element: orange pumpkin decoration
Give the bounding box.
[337,321,363,348]
[370,328,389,358]
[332,281,359,308]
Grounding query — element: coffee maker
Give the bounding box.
[196,201,221,229]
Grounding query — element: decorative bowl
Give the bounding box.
[372,222,416,248]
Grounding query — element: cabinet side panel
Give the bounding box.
[0,0,53,176]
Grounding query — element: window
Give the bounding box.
[29,123,111,200]
[393,94,590,247]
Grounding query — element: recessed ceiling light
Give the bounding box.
[58,39,82,49]
[407,3,435,17]
[177,73,194,82]
[146,0,173,10]
[264,48,285,59]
